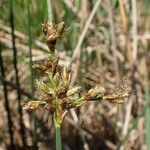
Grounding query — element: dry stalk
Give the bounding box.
[107,0,119,80]
[70,0,102,85]
[121,1,138,149]
[119,0,132,67]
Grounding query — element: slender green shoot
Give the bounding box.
[47,0,62,149]
[47,0,53,22]
[27,2,37,149]
[54,113,62,150]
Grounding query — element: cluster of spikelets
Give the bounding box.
[24,21,129,125]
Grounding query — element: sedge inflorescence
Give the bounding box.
[24,21,130,125]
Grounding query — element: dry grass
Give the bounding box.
[0,0,150,150]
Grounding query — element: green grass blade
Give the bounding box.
[54,114,62,150]
[27,2,38,149]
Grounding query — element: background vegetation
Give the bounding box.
[0,0,150,149]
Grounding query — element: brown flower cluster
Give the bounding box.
[24,21,130,125]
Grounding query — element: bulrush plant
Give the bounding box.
[24,21,130,150]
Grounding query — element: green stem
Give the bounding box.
[47,0,53,22]
[54,114,62,150]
